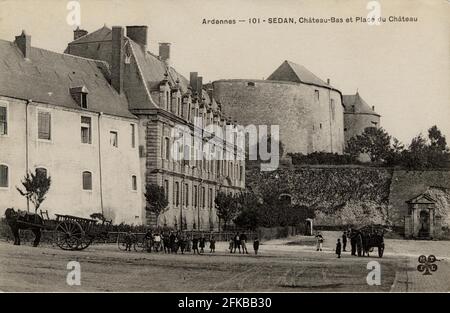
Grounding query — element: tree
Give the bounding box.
[233,192,261,230]
[427,125,449,167]
[346,127,392,162]
[16,170,51,214]
[215,191,238,230]
[144,183,168,226]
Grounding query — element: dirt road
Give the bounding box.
[0,240,403,292]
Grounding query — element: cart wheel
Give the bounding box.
[117,233,128,251]
[55,220,83,250]
[76,235,93,250]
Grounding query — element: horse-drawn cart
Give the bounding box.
[4,208,110,250]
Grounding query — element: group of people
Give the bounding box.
[123,230,261,255]
[228,232,260,255]
[315,229,365,258]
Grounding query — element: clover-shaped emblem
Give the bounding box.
[417,255,438,275]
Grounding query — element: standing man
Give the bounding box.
[233,233,241,254]
[253,236,260,255]
[192,235,199,255]
[199,234,206,254]
[240,232,248,254]
[342,231,347,252]
[335,238,342,258]
[315,232,324,251]
[350,229,357,256]
[356,232,363,257]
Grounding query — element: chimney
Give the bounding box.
[73,27,88,40]
[126,26,147,51]
[190,72,198,93]
[15,30,31,58]
[372,105,375,111]
[197,76,203,97]
[159,43,170,64]
[111,26,124,94]
[327,78,330,85]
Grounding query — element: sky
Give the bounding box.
[0,0,448,145]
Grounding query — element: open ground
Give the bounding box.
[1,231,449,292]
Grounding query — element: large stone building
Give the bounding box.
[0,31,142,224]
[0,26,244,229]
[342,92,381,143]
[65,25,245,229]
[213,60,346,155]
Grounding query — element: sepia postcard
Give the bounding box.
[0,0,449,304]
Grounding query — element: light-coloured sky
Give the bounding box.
[0,0,448,145]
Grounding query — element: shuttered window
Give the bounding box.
[0,164,8,187]
[0,106,7,135]
[82,171,92,190]
[38,111,51,140]
[131,124,136,148]
[110,131,118,147]
[81,117,91,144]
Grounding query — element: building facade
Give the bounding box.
[0,32,142,224]
[65,26,245,229]
[213,60,345,155]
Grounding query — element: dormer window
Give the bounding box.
[70,86,89,109]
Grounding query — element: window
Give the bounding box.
[0,104,7,135]
[38,111,51,140]
[0,164,8,187]
[164,180,169,201]
[319,123,322,129]
[81,93,88,109]
[131,124,136,148]
[247,82,255,87]
[36,167,47,178]
[131,175,137,191]
[174,182,179,206]
[164,137,170,160]
[110,131,118,147]
[209,188,213,209]
[165,91,170,110]
[82,171,92,190]
[81,117,92,144]
[202,187,206,208]
[193,185,198,208]
[314,90,320,101]
[184,184,189,206]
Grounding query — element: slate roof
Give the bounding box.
[267,60,331,88]
[129,40,189,93]
[66,26,191,109]
[342,92,380,116]
[0,39,135,119]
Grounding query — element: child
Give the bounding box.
[253,237,260,255]
[336,238,342,258]
[209,235,216,253]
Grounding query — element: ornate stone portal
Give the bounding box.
[405,193,437,239]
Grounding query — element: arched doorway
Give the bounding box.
[418,210,430,238]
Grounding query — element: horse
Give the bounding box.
[4,208,43,247]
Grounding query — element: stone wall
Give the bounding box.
[246,166,450,234]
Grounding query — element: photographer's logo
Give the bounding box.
[417,255,438,275]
